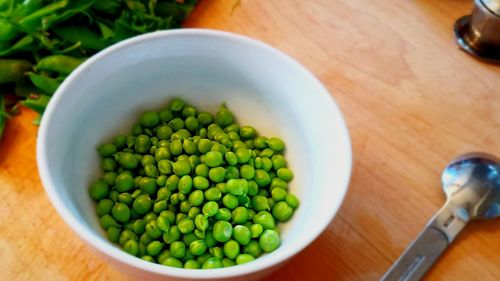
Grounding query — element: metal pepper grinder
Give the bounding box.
[454,0,500,64]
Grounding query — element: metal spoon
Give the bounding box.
[381,152,500,281]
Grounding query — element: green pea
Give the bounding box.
[250,223,264,238]
[199,257,221,269]
[272,201,294,222]
[197,112,213,126]
[216,182,228,194]
[240,164,255,180]
[145,220,162,239]
[239,126,256,139]
[157,188,172,201]
[189,239,207,256]
[202,201,219,217]
[176,175,192,194]
[133,135,151,154]
[198,128,208,138]
[141,255,155,262]
[268,198,276,209]
[107,226,121,242]
[196,138,211,154]
[188,190,204,206]
[212,221,233,242]
[109,190,119,202]
[168,241,186,258]
[261,157,273,172]
[185,206,199,218]
[236,254,255,265]
[159,108,174,122]
[200,232,215,249]
[259,230,280,252]
[155,147,171,162]
[172,160,191,176]
[230,206,249,224]
[111,202,130,223]
[160,210,176,225]
[181,105,197,117]
[224,151,237,166]
[157,125,173,140]
[183,233,198,246]
[215,104,234,127]
[223,240,240,259]
[178,218,195,234]
[215,208,232,221]
[123,240,139,256]
[232,225,251,246]
[100,157,116,171]
[234,148,251,164]
[157,250,171,264]
[162,225,181,244]
[168,117,185,131]
[119,229,138,246]
[254,169,271,187]
[246,181,259,196]
[226,179,248,196]
[166,175,180,191]
[244,240,262,258]
[252,136,266,149]
[204,151,223,167]
[168,98,185,112]
[140,212,157,224]
[161,257,183,268]
[227,131,240,141]
[254,157,262,169]
[204,187,222,201]
[270,178,287,190]
[114,135,127,149]
[195,164,209,177]
[208,167,226,183]
[97,143,116,157]
[277,168,294,182]
[180,201,192,213]
[157,215,170,232]
[169,140,183,156]
[191,176,208,190]
[131,124,143,136]
[118,193,133,205]
[146,241,163,256]
[139,111,160,128]
[132,219,146,235]
[89,180,109,201]
[181,140,195,155]
[185,116,199,132]
[222,194,239,209]
[101,172,116,186]
[222,258,236,267]
[118,152,139,170]
[270,188,286,202]
[225,166,240,180]
[223,123,239,133]
[270,154,286,170]
[253,211,275,230]
[184,259,201,269]
[194,214,209,231]
[96,199,114,216]
[286,194,300,209]
[139,177,157,195]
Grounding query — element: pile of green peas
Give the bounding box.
[88,98,300,269]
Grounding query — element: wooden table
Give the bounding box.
[1,1,499,280]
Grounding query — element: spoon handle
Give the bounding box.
[381,203,468,281]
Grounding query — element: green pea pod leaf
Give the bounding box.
[91,0,120,14]
[27,72,60,95]
[21,94,50,113]
[41,0,96,30]
[96,20,115,40]
[0,18,19,42]
[0,59,32,84]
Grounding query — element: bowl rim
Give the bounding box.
[37,28,352,279]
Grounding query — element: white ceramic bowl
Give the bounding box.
[37,29,352,281]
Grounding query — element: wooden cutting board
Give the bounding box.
[1,1,500,280]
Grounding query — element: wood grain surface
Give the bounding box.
[1,0,500,280]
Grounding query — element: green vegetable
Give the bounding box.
[90,99,299,269]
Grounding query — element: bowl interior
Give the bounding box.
[38,30,351,278]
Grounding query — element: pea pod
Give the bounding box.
[18,0,69,32]
[0,59,32,84]
[41,0,97,30]
[54,25,110,51]
[21,94,50,114]
[36,55,86,75]
[0,34,35,56]
[27,72,61,95]
[0,19,19,42]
